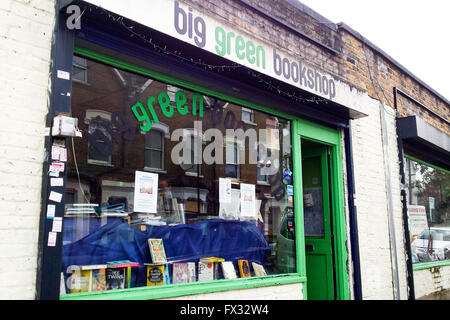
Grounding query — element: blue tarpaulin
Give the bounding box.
[62,219,269,292]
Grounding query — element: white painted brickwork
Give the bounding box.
[0,0,55,300]
[350,97,408,300]
[164,283,303,300]
[414,266,450,298]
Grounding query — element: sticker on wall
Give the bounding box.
[57,70,70,80]
[52,217,63,233]
[49,191,63,203]
[283,168,292,183]
[287,185,294,195]
[47,232,57,247]
[49,162,65,174]
[50,178,64,187]
[46,204,56,219]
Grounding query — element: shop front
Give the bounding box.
[37,0,368,300]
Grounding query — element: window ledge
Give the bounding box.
[413,259,450,270]
[143,167,166,174]
[87,159,114,167]
[60,274,305,300]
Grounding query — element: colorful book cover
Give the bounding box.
[221,261,237,279]
[70,269,91,293]
[91,268,106,291]
[198,261,214,282]
[106,260,139,268]
[145,263,165,286]
[106,268,126,290]
[252,262,267,277]
[148,239,167,264]
[199,257,224,263]
[238,260,251,278]
[187,262,196,283]
[172,263,189,284]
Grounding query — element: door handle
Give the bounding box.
[306,244,314,252]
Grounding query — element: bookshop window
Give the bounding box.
[61,56,296,295]
[405,157,450,264]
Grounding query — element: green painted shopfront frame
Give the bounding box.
[59,46,350,300]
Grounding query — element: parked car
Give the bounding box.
[411,227,450,262]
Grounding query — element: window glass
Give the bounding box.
[61,56,296,295]
[405,157,450,264]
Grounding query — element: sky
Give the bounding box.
[296,0,450,101]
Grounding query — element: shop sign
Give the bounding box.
[84,0,369,116]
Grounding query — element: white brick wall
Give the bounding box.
[0,0,55,300]
[350,97,408,300]
[414,266,450,298]
[163,283,303,300]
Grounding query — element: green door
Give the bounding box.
[302,144,335,300]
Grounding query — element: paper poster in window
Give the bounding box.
[133,171,159,213]
[266,119,280,151]
[219,178,232,203]
[240,183,256,218]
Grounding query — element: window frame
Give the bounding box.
[59,46,348,301]
[404,153,450,270]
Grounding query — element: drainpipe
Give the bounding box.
[344,124,363,300]
[393,87,416,300]
[380,102,401,300]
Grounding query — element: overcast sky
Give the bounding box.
[297,0,450,101]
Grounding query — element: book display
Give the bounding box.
[252,262,267,277]
[62,56,297,298]
[221,261,237,279]
[69,264,107,293]
[106,260,139,290]
[238,260,251,278]
[148,238,167,264]
[145,263,165,286]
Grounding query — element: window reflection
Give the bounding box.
[61,56,296,295]
[405,158,450,263]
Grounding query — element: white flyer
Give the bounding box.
[52,217,63,233]
[50,178,64,187]
[47,204,56,219]
[48,232,57,247]
[49,191,63,203]
[219,178,232,203]
[240,183,256,218]
[133,171,159,213]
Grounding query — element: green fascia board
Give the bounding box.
[60,275,305,300]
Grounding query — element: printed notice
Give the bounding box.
[57,70,70,80]
[219,178,232,203]
[49,162,65,173]
[133,171,159,213]
[48,232,57,247]
[47,204,56,219]
[52,146,67,162]
[240,183,256,218]
[49,191,63,203]
[52,217,63,233]
[50,178,64,187]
